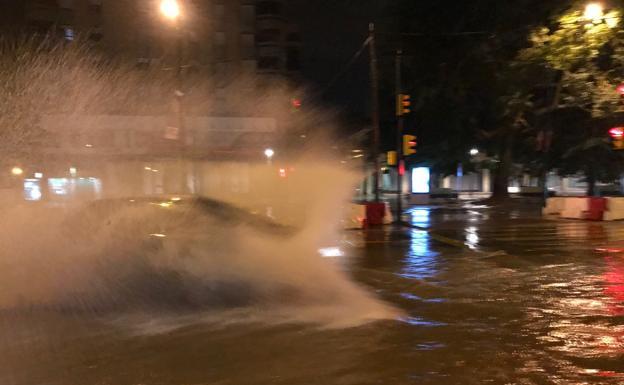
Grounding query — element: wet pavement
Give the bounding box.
[2,201,624,384]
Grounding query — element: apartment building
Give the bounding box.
[0,0,301,81]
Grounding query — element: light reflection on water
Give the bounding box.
[401,229,439,281]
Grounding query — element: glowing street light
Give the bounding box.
[470,148,479,156]
[584,3,604,22]
[160,0,180,21]
[264,148,275,165]
[11,166,23,176]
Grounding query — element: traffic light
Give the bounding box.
[609,127,624,150]
[387,151,397,166]
[291,98,302,111]
[396,94,411,116]
[403,135,417,156]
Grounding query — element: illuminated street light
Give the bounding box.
[264,148,275,159]
[11,166,23,176]
[584,3,604,22]
[160,0,180,21]
[470,148,479,156]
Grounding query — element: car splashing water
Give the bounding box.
[0,181,398,324]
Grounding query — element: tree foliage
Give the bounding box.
[515,2,624,193]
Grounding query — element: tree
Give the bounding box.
[516,2,624,196]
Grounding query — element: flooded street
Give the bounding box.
[2,205,624,385]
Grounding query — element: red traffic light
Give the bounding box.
[609,127,624,139]
[291,98,302,109]
[617,84,624,96]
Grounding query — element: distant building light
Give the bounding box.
[470,148,479,156]
[85,143,93,148]
[24,179,42,201]
[34,172,43,179]
[279,168,287,178]
[264,148,275,159]
[318,247,344,258]
[69,167,77,177]
[508,186,521,194]
[11,167,23,176]
[64,27,75,41]
[411,167,431,194]
[144,166,152,171]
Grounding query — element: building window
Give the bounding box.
[258,56,280,70]
[58,0,73,9]
[215,32,226,60]
[256,29,280,44]
[241,34,255,59]
[286,47,299,71]
[214,4,225,30]
[256,1,282,17]
[241,5,255,32]
[286,32,300,42]
[64,27,75,41]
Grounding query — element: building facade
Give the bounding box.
[1,0,301,82]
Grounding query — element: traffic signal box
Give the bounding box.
[609,127,624,150]
[403,135,417,156]
[387,151,398,166]
[396,94,411,116]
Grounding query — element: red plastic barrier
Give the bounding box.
[587,197,607,221]
[365,203,386,226]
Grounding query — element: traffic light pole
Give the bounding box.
[395,50,404,224]
[369,23,381,202]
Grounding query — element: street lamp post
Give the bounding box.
[159,0,184,146]
[160,0,188,193]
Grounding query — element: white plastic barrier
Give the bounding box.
[560,197,589,219]
[343,203,366,228]
[384,202,393,224]
[342,202,394,228]
[543,197,566,216]
[604,198,624,221]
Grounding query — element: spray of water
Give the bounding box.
[0,38,400,332]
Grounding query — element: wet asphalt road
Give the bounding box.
[2,201,624,385]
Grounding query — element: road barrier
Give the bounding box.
[560,197,590,219]
[345,202,393,228]
[542,197,566,215]
[605,197,624,221]
[544,196,624,221]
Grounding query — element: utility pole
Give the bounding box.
[395,49,404,223]
[368,23,381,202]
[175,28,185,149]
